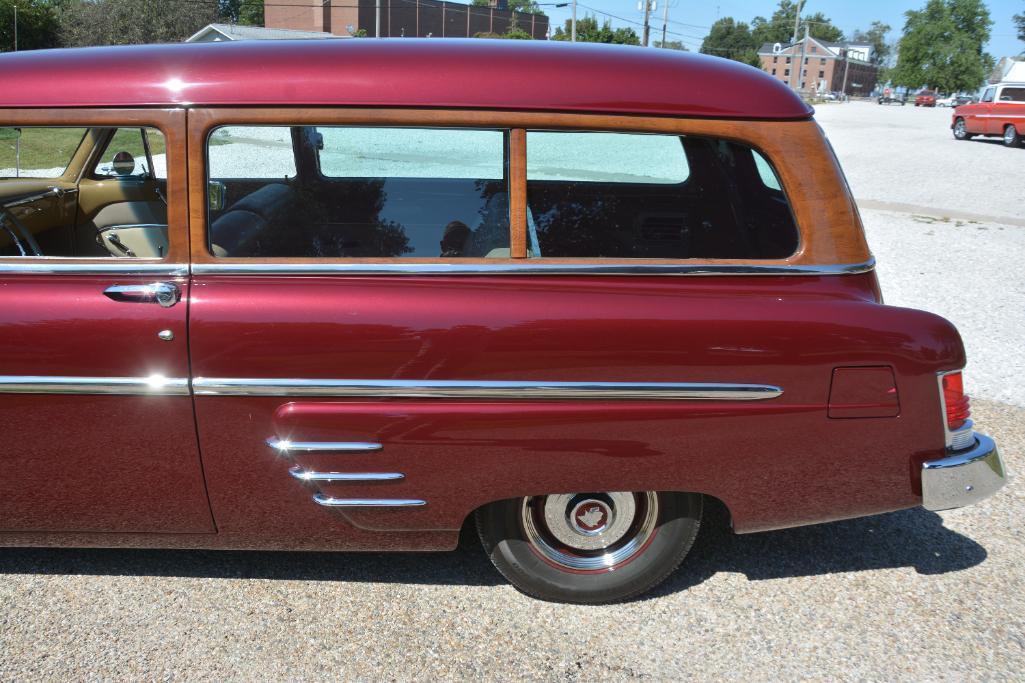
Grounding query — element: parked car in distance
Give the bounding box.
[952,95,978,107]
[936,95,955,107]
[915,89,938,106]
[0,40,1007,604]
[953,82,1025,147]
[878,94,906,105]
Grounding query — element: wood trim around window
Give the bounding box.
[185,107,871,269]
[0,108,189,267]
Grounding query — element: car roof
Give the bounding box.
[0,39,812,120]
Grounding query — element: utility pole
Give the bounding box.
[840,48,850,99]
[790,0,802,43]
[797,22,809,92]
[376,0,382,37]
[660,0,669,47]
[641,0,652,47]
[571,0,576,41]
[13,4,17,52]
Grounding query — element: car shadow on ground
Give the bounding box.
[0,500,986,598]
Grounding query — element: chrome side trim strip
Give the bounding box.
[0,261,188,276]
[191,258,875,277]
[0,375,189,395]
[267,438,383,454]
[313,495,426,507]
[197,379,783,401]
[289,467,404,482]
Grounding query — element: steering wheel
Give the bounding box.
[0,207,43,257]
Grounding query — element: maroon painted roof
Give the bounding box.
[0,39,812,120]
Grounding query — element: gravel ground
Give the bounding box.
[3,101,1024,680]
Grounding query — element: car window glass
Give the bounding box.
[527,131,689,184]
[525,131,797,259]
[0,127,87,179]
[209,127,297,179]
[93,127,167,180]
[982,88,995,103]
[1,125,168,259]
[206,126,510,259]
[999,87,1025,102]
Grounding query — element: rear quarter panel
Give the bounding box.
[189,272,962,544]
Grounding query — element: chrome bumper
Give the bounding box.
[922,433,1006,511]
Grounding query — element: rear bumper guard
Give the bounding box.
[922,433,1006,511]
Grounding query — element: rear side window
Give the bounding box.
[206,126,510,258]
[999,87,1025,102]
[525,131,797,259]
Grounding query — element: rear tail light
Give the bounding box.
[939,370,973,451]
[942,371,971,430]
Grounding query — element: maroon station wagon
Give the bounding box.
[0,40,1006,603]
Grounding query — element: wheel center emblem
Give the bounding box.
[571,500,611,535]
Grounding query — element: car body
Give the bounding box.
[952,82,1025,147]
[0,40,1006,603]
[936,96,954,107]
[878,92,906,106]
[952,95,978,107]
[915,90,937,106]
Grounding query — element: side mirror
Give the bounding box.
[208,180,226,212]
[111,151,136,175]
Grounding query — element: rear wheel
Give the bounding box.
[476,491,702,603]
[1003,125,1021,148]
[953,118,973,140]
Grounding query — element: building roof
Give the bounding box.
[185,23,341,42]
[0,39,812,120]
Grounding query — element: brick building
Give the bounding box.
[757,36,878,96]
[266,0,549,40]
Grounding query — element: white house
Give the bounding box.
[185,24,344,42]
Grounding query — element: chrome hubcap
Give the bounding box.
[1005,126,1016,142]
[522,491,659,571]
[955,121,966,137]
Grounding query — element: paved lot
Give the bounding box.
[2,101,1024,680]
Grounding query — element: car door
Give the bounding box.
[977,87,996,134]
[0,109,213,534]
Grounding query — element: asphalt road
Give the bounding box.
[2,102,1024,680]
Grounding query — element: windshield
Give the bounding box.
[0,127,88,179]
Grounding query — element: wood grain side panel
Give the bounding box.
[509,128,527,259]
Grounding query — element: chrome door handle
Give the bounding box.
[104,282,181,308]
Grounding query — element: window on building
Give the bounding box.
[810,45,816,53]
[801,81,806,88]
[802,69,807,76]
[206,126,510,258]
[804,57,808,64]
[818,70,825,78]
[786,56,791,63]
[524,131,797,260]
[820,57,826,64]
[772,68,777,75]
[784,68,790,76]
[773,56,778,63]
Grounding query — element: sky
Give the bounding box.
[540,0,1024,59]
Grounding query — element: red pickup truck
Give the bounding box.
[952,82,1025,147]
[915,90,937,106]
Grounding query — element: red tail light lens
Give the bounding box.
[942,372,971,430]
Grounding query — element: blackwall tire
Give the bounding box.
[476,491,702,604]
[953,118,972,140]
[1003,125,1021,148]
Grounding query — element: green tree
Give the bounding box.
[58,0,220,46]
[890,0,994,93]
[0,0,60,51]
[850,20,892,65]
[700,17,759,66]
[219,0,264,26]
[471,0,544,15]
[750,0,843,46]
[654,40,688,50]
[551,15,640,45]
[1015,4,1024,44]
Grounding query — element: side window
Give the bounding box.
[93,127,166,180]
[525,131,797,259]
[999,87,1025,102]
[1,126,86,179]
[206,126,510,259]
[1,125,169,259]
[982,88,995,103]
